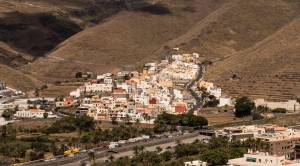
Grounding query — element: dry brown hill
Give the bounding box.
[204,16,300,101]
[0,63,41,92]
[25,0,225,82]
[26,0,300,83]
[0,0,299,100]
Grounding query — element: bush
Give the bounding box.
[272,108,287,113]
[53,81,61,85]
[40,84,48,90]
[251,111,264,120]
[75,72,82,78]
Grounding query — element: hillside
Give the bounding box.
[204,16,300,101]
[0,63,41,91]
[0,0,299,99]
[26,0,300,82]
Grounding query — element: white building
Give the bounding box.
[254,99,300,111]
[171,54,182,61]
[14,109,57,118]
[85,84,112,93]
[218,96,232,107]
[70,89,81,98]
[208,87,222,99]
[184,160,207,166]
[228,153,297,166]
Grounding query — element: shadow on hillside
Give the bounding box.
[0,12,82,57]
[137,4,171,15]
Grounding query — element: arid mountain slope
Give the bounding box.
[0,0,300,100]
[26,0,300,83]
[0,63,41,91]
[204,16,300,101]
[26,0,225,82]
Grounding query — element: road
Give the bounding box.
[64,135,210,166]
[187,64,204,114]
[0,96,20,104]
[22,132,208,166]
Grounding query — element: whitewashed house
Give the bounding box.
[208,87,222,99]
[218,96,232,107]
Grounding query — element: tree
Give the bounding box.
[53,81,61,85]
[201,148,229,165]
[133,146,140,156]
[131,151,162,166]
[256,105,270,113]
[108,155,114,162]
[132,145,144,156]
[160,151,173,161]
[111,117,118,125]
[88,150,95,164]
[135,119,140,128]
[50,141,58,156]
[1,109,13,120]
[34,88,39,97]
[174,144,199,158]
[235,96,255,117]
[232,74,237,79]
[156,146,163,153]
[124,74,131,80]
[75,72,83,78]
[208,136,229,149]
[43,112,48,119]
[26,150,44,161]
[41,84,48,90]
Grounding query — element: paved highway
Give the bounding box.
[22,132,208,166]
[64,134,210,166]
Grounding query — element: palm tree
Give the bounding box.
[71,137,77,149]
[111,117,117,125]
[67,139,73,151]
[0,126,8,156]
[125,114,131,126]
[135,119,140,128]
[142,113,148,123]
[139,145,145,154]
[156,146,163,153]
[88,150,95,164]
[108,155,114,162]
[96,120,102,130]
[133,146,140,156]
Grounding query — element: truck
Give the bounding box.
[142,135,150,139]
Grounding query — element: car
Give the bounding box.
[45,159,51,162]
[68,154,74,157]
[50,158,57,161]
[107,150,118,154]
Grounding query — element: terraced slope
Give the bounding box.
[204,17,300,101]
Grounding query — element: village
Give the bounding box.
[1,52,300,166]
